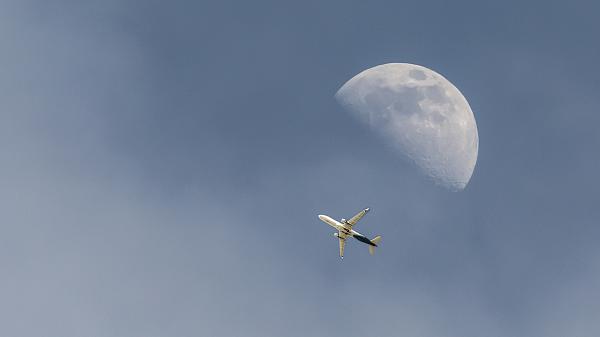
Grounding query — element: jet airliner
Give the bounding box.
[318,208,381,259]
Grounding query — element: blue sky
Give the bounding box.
[1,0,599,336]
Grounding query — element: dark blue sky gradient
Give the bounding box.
[1,0,599,336]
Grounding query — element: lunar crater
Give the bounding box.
[409,69,427,80]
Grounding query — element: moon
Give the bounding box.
[335,63,478,191]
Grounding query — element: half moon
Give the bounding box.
[335,63,478,191]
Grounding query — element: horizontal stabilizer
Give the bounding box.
[368,236,381,255]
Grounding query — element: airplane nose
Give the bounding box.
[318,215,326,221]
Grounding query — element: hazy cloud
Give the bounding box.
[1,0,600,336]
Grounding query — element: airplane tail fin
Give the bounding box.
[368,236,382,255]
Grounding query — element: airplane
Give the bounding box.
[318,207,381,259]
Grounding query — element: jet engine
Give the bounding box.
[340,218,346,223]
[333,232,339,237]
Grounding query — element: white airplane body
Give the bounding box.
[318,208,381,259]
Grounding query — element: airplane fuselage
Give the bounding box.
[318,214,376,246]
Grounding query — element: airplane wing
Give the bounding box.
[346,207,370,227]
[338,237,345,258]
